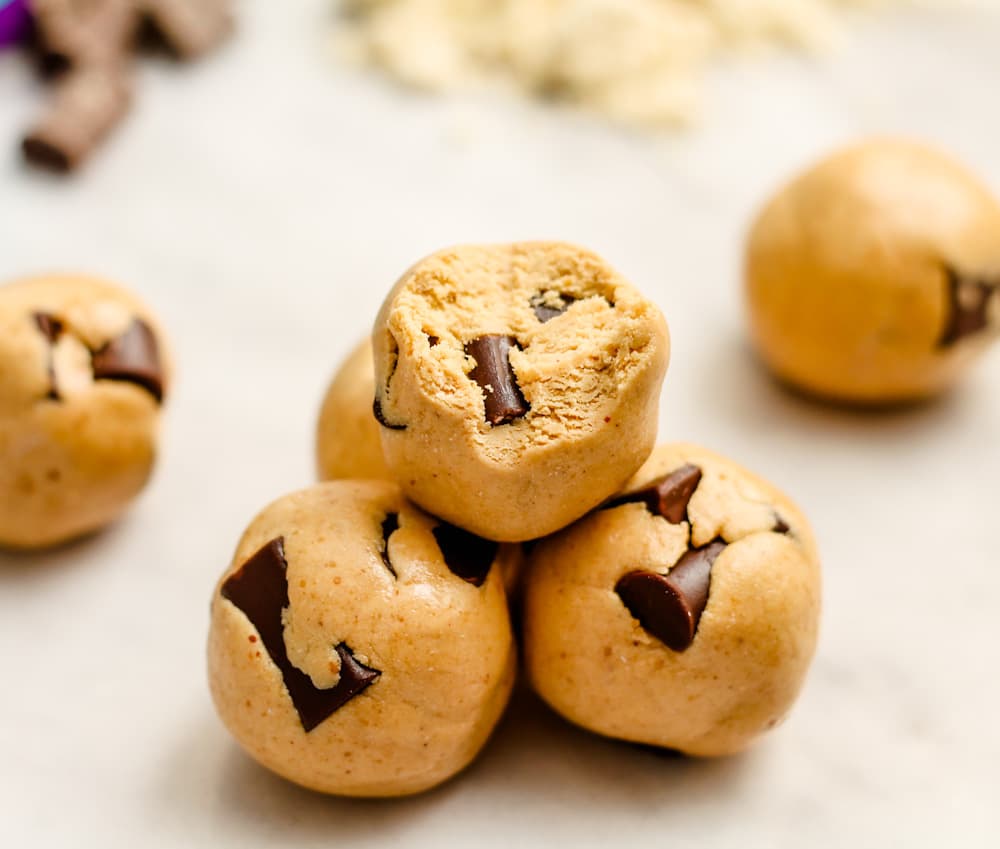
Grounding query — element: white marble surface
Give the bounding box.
[1,2,999,846]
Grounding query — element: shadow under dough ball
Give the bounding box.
[371,242,671,542]
[522,443,821,757]
[315,337,393,483]
[746,137,1000,404]
[207,480,518,797]
[0,274,170,549]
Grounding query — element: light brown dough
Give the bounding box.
[523,443,821,757]
[0,274,170,549]
[372,242,670,542]
[746,138,1000,404]
[315,337,393,483]
[207,480,517,797]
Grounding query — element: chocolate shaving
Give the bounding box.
[464,335,530,426]
[530,292,577,323]
[615,540,726,652]
[605,464,703,525]
[939,267,999,347]
[432,523,498,587]
[221,536,381,732]
[90,319,164,402]
[379,513,399,578]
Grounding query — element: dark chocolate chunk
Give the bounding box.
[380,513,399,578]
[33,312,64,343]
[530,292,577,323]
[939,267,999,347]
[372,396,406,430]
[615,539,726,652]
[221,537,381,732]
[464,335,530,425]
[427,335,440,347]
[90,318,164,402]
[773,515,790,535]
[605,464,703,525]
[432,523,498,587]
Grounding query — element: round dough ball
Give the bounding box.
[207,480,518,797]
[523,443,821,757]
[372,242,670,542]
[316,338,392,482]
[746,138,1000,404]
[0,274,170,549]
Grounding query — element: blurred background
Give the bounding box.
[1,1,998,847]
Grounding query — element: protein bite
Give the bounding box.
[522,444,821,757]
[746,138,1000,404]
[207,480,517,797]
[0,274,169,549]
[316,338,392,482]
[372,242,671,542]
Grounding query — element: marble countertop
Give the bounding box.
[1,2,998,846]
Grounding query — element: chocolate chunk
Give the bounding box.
[605,464,703,525]
[432,523,498,587]
[380,513,399,578]
[372,397,406,430]
[773,515,790,535]
[90,319,164,402]
[23,64,133,172]
[939,267,999,347]
[530,292,577,323]
[464,335,530,426]
[33,312,64,343]
[615,540,726,652]
[221,537,381,732]
[141,0,233,60]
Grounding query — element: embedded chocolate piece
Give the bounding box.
[23,64,133,172]
[773,515,790,535]
[221,536,381,732]
[380,513,399,578]
[432,523,498,587]
[939,267,999,347]
[141,0,233,59]
[33,312,64,400]
[90,318,163,402]
[530,292,577,323]
[615,539,726,652]
[33,312,64,343]
[606,464,702,525]
[372,397,406,430]
[464,335,530,426]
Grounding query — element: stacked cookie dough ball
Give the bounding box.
[208,242,822,797]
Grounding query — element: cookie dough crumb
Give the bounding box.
[335,0,918,128]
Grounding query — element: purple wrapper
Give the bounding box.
[0,0,31,48]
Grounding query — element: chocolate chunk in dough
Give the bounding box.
[90,318,164,402]
[221,536,381,732]
[464,335,530,426]
[606,464,702,525]
[380,513,399,577]
[615,540,726,652]
[530,292,577,323]
[939,267,999,347]
[432,523,498,587]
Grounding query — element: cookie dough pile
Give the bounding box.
[208,242,822,797]
[336,0,911,127]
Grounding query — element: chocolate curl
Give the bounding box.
[142,0,233,59]
[22,64,133,171]
[31,0,138,75]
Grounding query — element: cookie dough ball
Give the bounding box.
[746,138,1000,404]
[208,480,518,797]
[0,274,170,549]
[316,338,392,482]
[523,443,821,757]
[372,242,670,542]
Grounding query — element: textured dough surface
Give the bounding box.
[372,242,670,542]
[207,480,517,797]
[316,337,393,482]
[523,443,821,757]
[0,274,169,549]
[746,138,1000,404]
